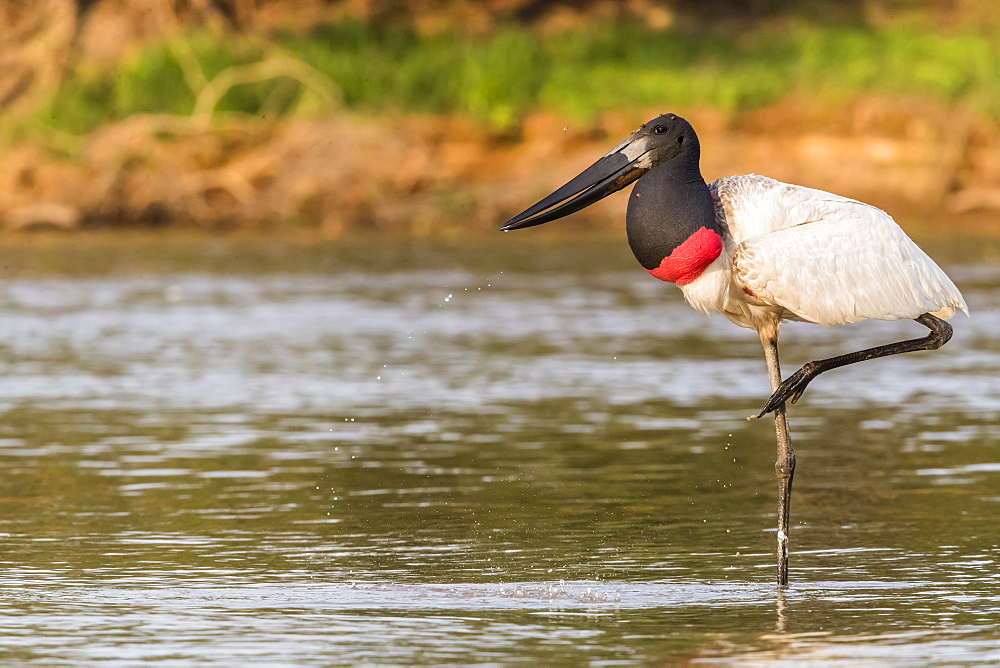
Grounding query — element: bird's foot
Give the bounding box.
[756,362,819,418]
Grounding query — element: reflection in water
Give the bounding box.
[0,237,996,662]
[776,586,789,634]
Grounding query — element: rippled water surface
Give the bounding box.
[0,235,997,663]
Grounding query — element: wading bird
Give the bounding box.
[500,113,967,586]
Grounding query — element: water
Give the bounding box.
[0,235,997,663]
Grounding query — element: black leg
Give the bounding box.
[760,330,796,587]
[757,313,953,418]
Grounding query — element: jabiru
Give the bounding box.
[500,113,968,586]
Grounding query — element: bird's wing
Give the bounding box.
[715,176,969,326]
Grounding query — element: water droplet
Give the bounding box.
[164,285,183,303]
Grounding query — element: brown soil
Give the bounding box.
[1,2,997,238]
[1,100,999,238]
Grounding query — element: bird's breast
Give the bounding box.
[645,226,723,285]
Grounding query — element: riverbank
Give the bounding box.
[1,101,998,237]
[2,5,999,237]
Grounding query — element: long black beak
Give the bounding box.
[500,135,651,231]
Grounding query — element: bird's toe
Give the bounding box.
[757,368,814,416]
[756,395,784,418]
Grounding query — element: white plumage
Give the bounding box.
[679,175,968,331]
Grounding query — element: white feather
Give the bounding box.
[683,175,968,329]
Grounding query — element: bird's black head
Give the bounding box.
[619,113,698,170]
[500,113,700,231]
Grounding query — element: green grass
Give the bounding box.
[28,19,1000,135]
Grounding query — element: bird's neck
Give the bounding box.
[625,153,722,285]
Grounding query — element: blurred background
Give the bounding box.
[0,4,999,662]
[1,0,999,237]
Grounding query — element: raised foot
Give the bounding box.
[756,362,819,417]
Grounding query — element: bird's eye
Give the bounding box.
[653,125,667,135]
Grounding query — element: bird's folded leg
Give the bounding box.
[755,313,953,418]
